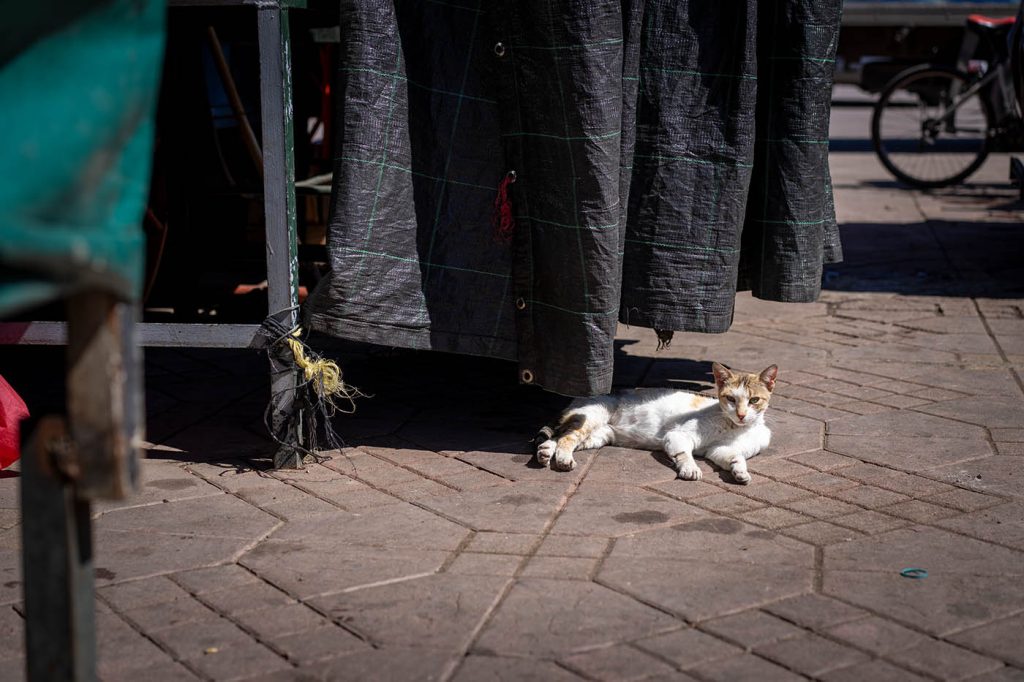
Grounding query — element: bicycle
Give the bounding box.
[871,11,1024,188]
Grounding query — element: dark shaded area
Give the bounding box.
[824,217,1024,298]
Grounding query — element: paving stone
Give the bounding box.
[550,482,705,537]
[269,625,368,665]
[186,640,291,681]
[788,450,858,471]
[747,458,818,480]
[949,613,1024,667]
[149,616,254,660]
[921,397,1024,430]
[407,482,571,534]
[95,493,281,540]
[690,492,766,515]
[700,610,806,647]
[831,510,909,534]
[322,451,423,487]
[772,396,853,422]
[0,605,23,661]
[199,580,296,615]
[262,504,468,552]
[454,449,595,484]
[95,463,223,513]
[171,564,262,595]
[991,429,1024,442]
[97,611,177,678]
[789,471,860,494]
[926,458,1024,499]
[889,638,1004,680]
[231,603,331,640]
[755,633,870,676]
[314,574,507,650]
[644,479,721,501]
[600,520,814,620]
[121,595,220,632]
[733,481,814,505]
[104,660,202,682]
[826,411,987,438]
[451,655,581,682]
[253,647,451,681]
[925,488,1004,512]
[446,552,522,576]
[763,594,868,630]
[781,521,863,546]
[819,660,930,682]
[936,502,1024,551]
[825,615,927,654]
[838,463,958,496]
[98,576,192,611]
[782,497,862,519]
[519,556,596,580]
[634,627,742,670]
[997,442,1024,455]
[280,475,404,512]
[823,569,1024,637]
[561,644,677,681]
[582,447,679,485]
[832,485,911,508]
[441,469,512,491]
[826,435,994,472]
[465,532,537,555]
[836,400,898,415]
[880,500,960,523]
[535,534,610,558]
[688,653,804,682]
[474,579,677,657]
[242,542,449,599]
[742,507,813,529]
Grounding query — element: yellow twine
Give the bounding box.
[284,328,365,414]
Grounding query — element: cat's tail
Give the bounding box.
[533,424,556,448]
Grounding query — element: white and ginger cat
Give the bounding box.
[535,363,778,484]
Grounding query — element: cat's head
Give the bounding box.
[711,362,778,426]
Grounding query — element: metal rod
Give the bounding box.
[206,25,265,177]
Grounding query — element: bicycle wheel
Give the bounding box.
[872,65,994,188]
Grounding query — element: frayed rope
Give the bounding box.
[259,312,368,464]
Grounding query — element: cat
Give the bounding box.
[534,362,778,484]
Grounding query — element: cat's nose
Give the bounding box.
[737,411,746,420]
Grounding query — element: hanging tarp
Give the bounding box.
[305,0,843,396]
[0,0,165,316]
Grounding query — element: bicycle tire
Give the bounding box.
[872,64,994,188]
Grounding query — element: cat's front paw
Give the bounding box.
[552,448,577,471]
[732,468,752,485]
[676,462,702,481]
[536,440,556,466]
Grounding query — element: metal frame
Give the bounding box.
[0,0,308,467]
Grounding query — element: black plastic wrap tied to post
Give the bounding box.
[258,310,367,463]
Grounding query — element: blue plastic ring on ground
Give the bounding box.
[900,568,928,579]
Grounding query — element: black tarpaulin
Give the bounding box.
[305,0,843,396]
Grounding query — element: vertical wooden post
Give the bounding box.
[258,5,305,469]
[22,292,141,681]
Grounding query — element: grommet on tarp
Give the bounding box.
[493,170,517,244]
[493,42,506,57]
[900,568,928,579]
[258,311,368,462]
[515,297,527,310]
[521,369,534,384]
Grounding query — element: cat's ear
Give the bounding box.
[711,362,733,389]
[759,365,779,391]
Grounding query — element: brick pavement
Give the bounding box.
[2,150,1024,679]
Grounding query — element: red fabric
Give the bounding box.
[492,173,516,244]
[0,375,29,469]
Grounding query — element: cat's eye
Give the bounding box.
[749,397,761,404]
[725,396,736,403]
